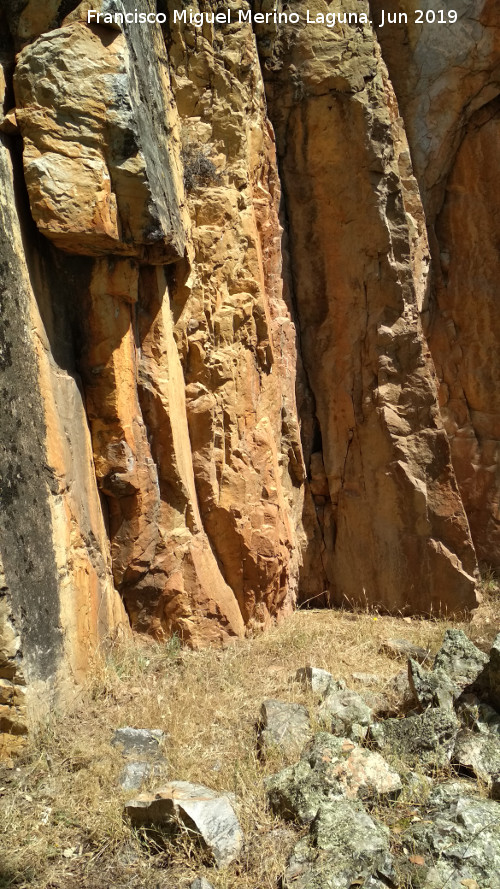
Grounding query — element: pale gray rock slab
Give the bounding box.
[266,733,401,824]
[125,781,243,867]
[258,699,312,757]
[295,666,341,697]
[119,760,151,791]
[319,687,373,741]
[283,799,392,889]
[453,728,500,787]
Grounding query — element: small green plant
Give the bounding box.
[181,143,221,192]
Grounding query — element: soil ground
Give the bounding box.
[1,582,499,889]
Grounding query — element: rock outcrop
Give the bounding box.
[256,0,478,615]
[2,0,500,748]
[371,0,500,567]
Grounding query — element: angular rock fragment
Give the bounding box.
[489,635,500,711]
[125,781,243,867]
[453,728,500,788]
[352,672,379,686]
[258,700,312,758]
[475,633,500,712]
[319,688,373,741]
[382,638,431,663]
[369,708,460,770]
[266,733,401,824]
[295,666,342,697]
[408,658,458,710]
[283,799,392,889]
[402,790,500,889]
[119,761,153,792]
[112,727,166,789]
[433,630,488,688]
[457,695,500,737]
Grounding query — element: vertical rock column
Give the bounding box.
[370,0,500,568]
[165,0,308,630]
[10,2,245,646]
[256,0,478,614]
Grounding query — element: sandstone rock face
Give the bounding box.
[166,2,307,629]
[0,64,127,754]
[371,0,500,567]
[257,0,478,614]
[2,0,499,748]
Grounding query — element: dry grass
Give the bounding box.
[1,596,499,889]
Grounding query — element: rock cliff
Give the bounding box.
[1,0,498,752]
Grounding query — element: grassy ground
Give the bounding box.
[1,582,499,889]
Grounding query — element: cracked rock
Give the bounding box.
[283,799,392,889]
[125,781,243,867]
[266,733,401,823]
[319,688,373,741]
[258,699,312,758]
[369,707,459,770]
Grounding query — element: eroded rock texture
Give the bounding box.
[256,0,477,614]
[1,0,498,746]
[371,0,500,566]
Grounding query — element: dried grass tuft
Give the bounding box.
[1,599,498,888]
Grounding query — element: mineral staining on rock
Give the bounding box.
[1,0,500,745]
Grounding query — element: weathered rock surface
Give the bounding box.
[371,0,500,568]
[408,658,458,710]
[125,781,243,867]
[434,630,489,688]
[369,707,460,770]
[453,729,500,788]
[112,727,166,790]
[295,666,339,697]
[166,1,306,631]
[267,733,401,823]
[2,0,500,748]
[402,788,500,889]
[319,687,373,741]
[256,0,479,615]
[283,799,392,889]
[477,633,500,712]
[258,699,312,758]
[382,638,431,664]
[111,728,165,758]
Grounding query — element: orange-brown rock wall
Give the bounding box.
[4,0,500,754]
[166,1,308,630]
[371,0,500,568]
[256,0,478,614]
